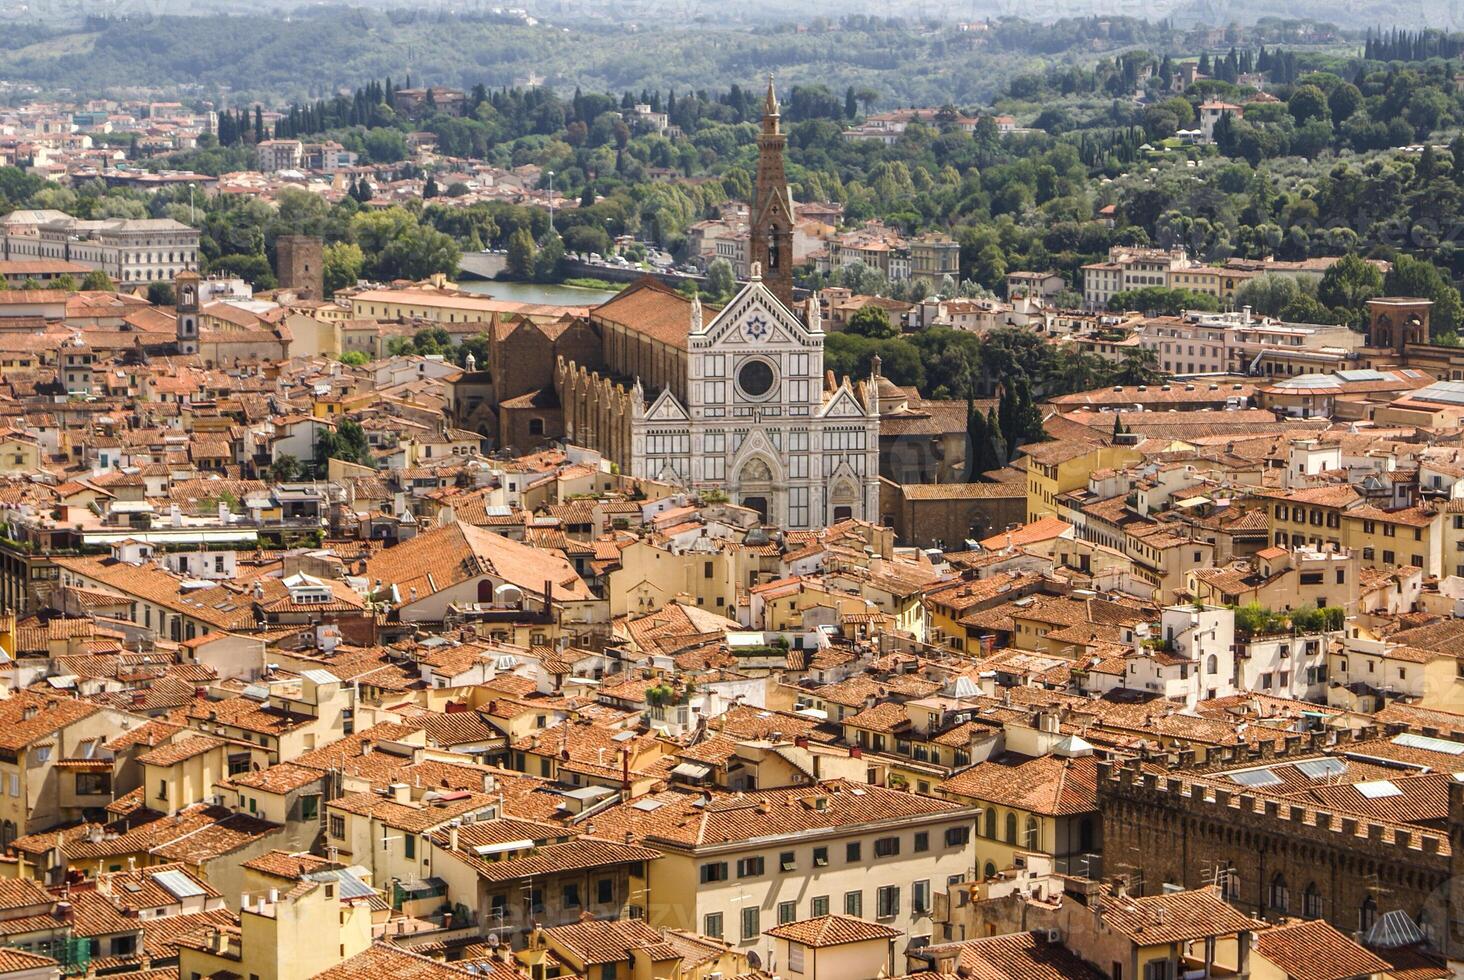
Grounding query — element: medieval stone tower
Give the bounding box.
[750,77,796,312]
[275,234,325,300]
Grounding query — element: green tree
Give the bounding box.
[338,350,369,366]
[147,282,176,306]
[846,305,897,339]
[316,418,372,470]
[322,242,366,296]
[1111,347,1163,386]
[705,258,736,301]
[1287,85,1330,126]
[1317,254,1384,317]
[532,232,565,283]
[271,453,304,482]
[1234,274,1302,318]
[1386,254,1464,333]
[506,227,537,280]
[79,270,114,292]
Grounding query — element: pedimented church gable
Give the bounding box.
[819,385,869,419]
[644,387,689,422]
[700,280,807,349]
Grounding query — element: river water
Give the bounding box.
[458,278,620,307]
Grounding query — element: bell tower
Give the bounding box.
[751,76,796,313]
[175,269,200,355]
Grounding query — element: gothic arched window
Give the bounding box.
[1269,873,1288,913]
[1360,896,1377,933]
[1303,883,1322,919]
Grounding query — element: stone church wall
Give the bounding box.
[555,355,634,474]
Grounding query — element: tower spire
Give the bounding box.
[751,75,795,313]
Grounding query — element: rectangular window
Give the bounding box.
[914,831,929,852]
[945,826,971,846]
[846,841,862,862]
[736,857,763,878]
[845,891,862,916]
[778,901,796,925]
[404,835,415,859]
[603,962,617,980]
[874,836,900,857]
[877,885,900,918]
[562,883,580,908]
[811,895,829,917]
[701,862,729,883]
[329,815,345,838]
[780,851,796,872]
[813,846,828,867]
[741,906,760,941]
[597,878,613,904]
[704,913,723,939]
[913,879,930,915]
[301,796,318,821]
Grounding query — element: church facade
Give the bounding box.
[628,280,881,529]
[555,80,881,530]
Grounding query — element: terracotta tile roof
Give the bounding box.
[315,942,478,980]
[68,889,139,937]
[97,862,222,911]
[591,779,973,849]
[241,850,338,879]
[221,761,322,795]
[764,914,901,947]
[940,753,1098,816]
[365,519,593,605]
[328,789,497,833]
[542,915,667,964]
[139,907,238,961]
[436,828,662,883]
[0,691,103,751]
[0,948,58,973]
[1252,920,1391,980]
[1096,887,1265,945]
[137,734,226,768]
[937,931,1107,980]
[590,279,705,352]
[0,877,55,910]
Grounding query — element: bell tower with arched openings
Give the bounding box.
[175,269,201,355]
[1366,296,1432,355]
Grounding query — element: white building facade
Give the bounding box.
[629,277,881,530]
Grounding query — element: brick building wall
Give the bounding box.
[1094,733,1460,955]
[275,235,324,300]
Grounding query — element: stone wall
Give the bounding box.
[1095,728,1460,954]
[555,356,634,474]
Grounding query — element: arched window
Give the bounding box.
[1206,654,1218,674]
[1004,812,1017,844]
[1269,873,1288,913]
[984,809,997,839]
[1303,883,1322,919]
[1360,896,1377,933]
[983,862,996,880]
[1024,816,1039,849]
